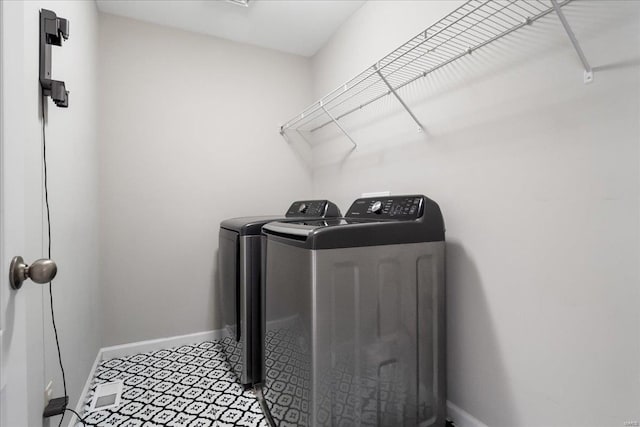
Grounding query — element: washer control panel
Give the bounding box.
[286,200,341,218]
[346,195,424,219]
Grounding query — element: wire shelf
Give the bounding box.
[280,0,582,142]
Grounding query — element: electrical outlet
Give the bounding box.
[43,396,68,418]
[44,380,53,405]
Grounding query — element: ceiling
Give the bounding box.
[95,0,365,57]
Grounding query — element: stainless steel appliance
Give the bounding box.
[260,195,446,426]
[219,200,340,387]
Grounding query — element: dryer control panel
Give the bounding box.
[285,200,341,218]
[346,195,424,220]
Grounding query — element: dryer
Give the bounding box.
[260,195,446,426]
[219,200,340,387]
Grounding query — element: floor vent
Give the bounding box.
[88,380,123,413]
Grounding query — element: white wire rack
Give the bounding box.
[280,0,592,147]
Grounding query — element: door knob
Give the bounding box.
[9,256,58,290]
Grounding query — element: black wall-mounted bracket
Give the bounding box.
[39,9,69,108]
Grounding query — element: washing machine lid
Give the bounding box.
[220,200,342,236]
[220,216,285,236]
[262,195,445,249]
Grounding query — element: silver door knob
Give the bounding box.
[9,256,58,290]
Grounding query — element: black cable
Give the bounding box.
[255,384,276,427]
[64,408,90,427]
[42,97,68,427]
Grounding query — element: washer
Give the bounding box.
[219,200,340,387]
[260,195,446,426]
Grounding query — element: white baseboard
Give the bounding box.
[68,328,227,427]
[100,329,228,360]
[447,401,489,427]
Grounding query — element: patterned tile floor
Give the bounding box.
[260,323,417,427]
[260,327,310,427]
[79,340,269,427]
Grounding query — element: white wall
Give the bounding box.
[98,14,314,346]
[309,1,640,426]
[19,0,101,425]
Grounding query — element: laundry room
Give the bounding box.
[0,1,638,427]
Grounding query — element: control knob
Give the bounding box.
[298,203,308,214]
[371,201,383,214]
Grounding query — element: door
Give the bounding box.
[0,0,30,425]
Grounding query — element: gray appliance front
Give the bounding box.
[219,230,262,385]
[263,240,446,427]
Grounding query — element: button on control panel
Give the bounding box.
[346,195,424,220]
[370,201,383,214]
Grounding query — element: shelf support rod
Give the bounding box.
[374,64,424,131]
[295,129,313,146]
[550,0,593,83]
[320,102,357,148]
[280,126,313,146]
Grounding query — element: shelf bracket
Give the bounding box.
[320,102,357,148]
[279,127,292,143]
[374,64,424,132]
[551,0,593,84]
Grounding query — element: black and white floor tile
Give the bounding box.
[218,336,244,388]
[261,324,412,426]
[80,340,269,427]
[80,329,417,426]
[261,327,311,427]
